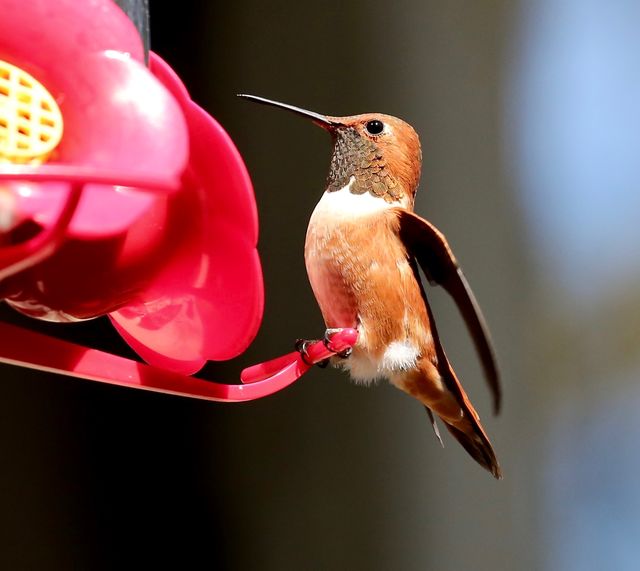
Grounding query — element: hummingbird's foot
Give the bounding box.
[295,338,331,368]
[323,328,353,359]
[294,338,314,366]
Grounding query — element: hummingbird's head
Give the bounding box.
[238,95,422,207]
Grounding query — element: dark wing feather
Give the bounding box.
[393,208,501,414]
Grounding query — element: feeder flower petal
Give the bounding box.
[109,53,263,373]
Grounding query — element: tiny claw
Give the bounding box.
[323,328,353,359]
[295,338,314,366]
[323,328,345,352]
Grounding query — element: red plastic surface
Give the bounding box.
[0,0,145,77]
[0,324,358,402]
[108,53,263,374]
[0,0,263,376]
[0,0,333,402]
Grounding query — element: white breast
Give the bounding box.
[310,177,405,223]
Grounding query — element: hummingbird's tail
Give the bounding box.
[442,417,502,479]
[399,357,502,479]
[438,357,502,479]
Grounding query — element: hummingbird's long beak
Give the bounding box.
[237,94,336,130]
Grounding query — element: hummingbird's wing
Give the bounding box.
[391,208,501,414]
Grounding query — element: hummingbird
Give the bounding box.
[239,94,502,478]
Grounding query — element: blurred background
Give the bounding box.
[2,0,640,569]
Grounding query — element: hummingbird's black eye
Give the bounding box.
[365,119,384,135]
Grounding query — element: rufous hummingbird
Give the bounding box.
[239,94,502,478]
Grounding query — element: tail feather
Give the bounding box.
[436,356,502,479]
[406,284,501,478]
[407,355,502,478]
[443,420,502,479]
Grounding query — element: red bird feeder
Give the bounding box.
[0,0,357,401]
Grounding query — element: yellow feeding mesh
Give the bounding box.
[0,60,63,165]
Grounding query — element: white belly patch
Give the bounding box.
[380,341,420,371]
[339,338,420,385]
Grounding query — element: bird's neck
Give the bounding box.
[326,128,405,204]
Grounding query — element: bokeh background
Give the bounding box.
[2,1,640,569]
